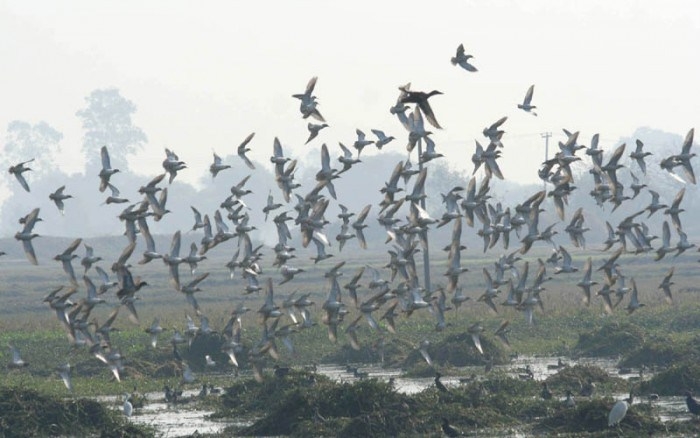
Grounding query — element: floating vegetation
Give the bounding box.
[545,364,628,394]
[535,397,697,436]
[217,370,665,437]
[620,335,700,368]
[574,321,646,357]
[402,331,508,371]
[640,360,700,396]
[0,387,153,438]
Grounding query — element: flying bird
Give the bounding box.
[209,152,231,178]
[15,207,41,265]
[8,158,34,192]
[306,122,328,144]
[517,84,537,116]
[399,85,443,130]
[451,43,477,72]
[237,132,256,170]
[49,186,73,215]
[98,146,119,192]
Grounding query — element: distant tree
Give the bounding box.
[2,120,63,176]
[76,88,147,171]
[424,159,468,214]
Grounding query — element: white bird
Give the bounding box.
[182,362,196,384]
[418,340,433,366]
[205,355,216,367]
[608,394,633,427]
[56,363,72,392]
[123,393,133,417]
[7,343,29,368]
[144,318,165,348]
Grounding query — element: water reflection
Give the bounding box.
[115,356,694,436]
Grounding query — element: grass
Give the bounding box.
[1,237,699,436]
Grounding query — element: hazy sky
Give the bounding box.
[1,0,698,189]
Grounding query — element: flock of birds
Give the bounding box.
[5,42,700,429]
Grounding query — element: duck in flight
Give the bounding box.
[517,84,537,116]
[451,43,477,72]
[399,85,443,130]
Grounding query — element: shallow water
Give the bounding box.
[114,357,695,437]
[112,388,246,437]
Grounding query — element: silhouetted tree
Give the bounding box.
[76,88,147,171]
[2,120,63,177]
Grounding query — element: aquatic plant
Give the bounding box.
[0,387,153,437]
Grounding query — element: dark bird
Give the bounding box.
[686,391,700,416]
[434,372,448,393]
[98,146,119,192]
[541,382,553,400]
[517,84,537,116]
[441,418,462,437]
[629,139,652,174]
[451,43,477,72]
[49,186,73,214]
[399,86,443,129]
[9,158,34,192]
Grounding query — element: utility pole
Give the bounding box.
[417,138,431,293]
[540,132,552,190]
[541,132,552,161]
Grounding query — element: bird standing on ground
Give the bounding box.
[441,417,463,437]
[608,394,633,427]
[123,393,133,417]
[686,391,700,416]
